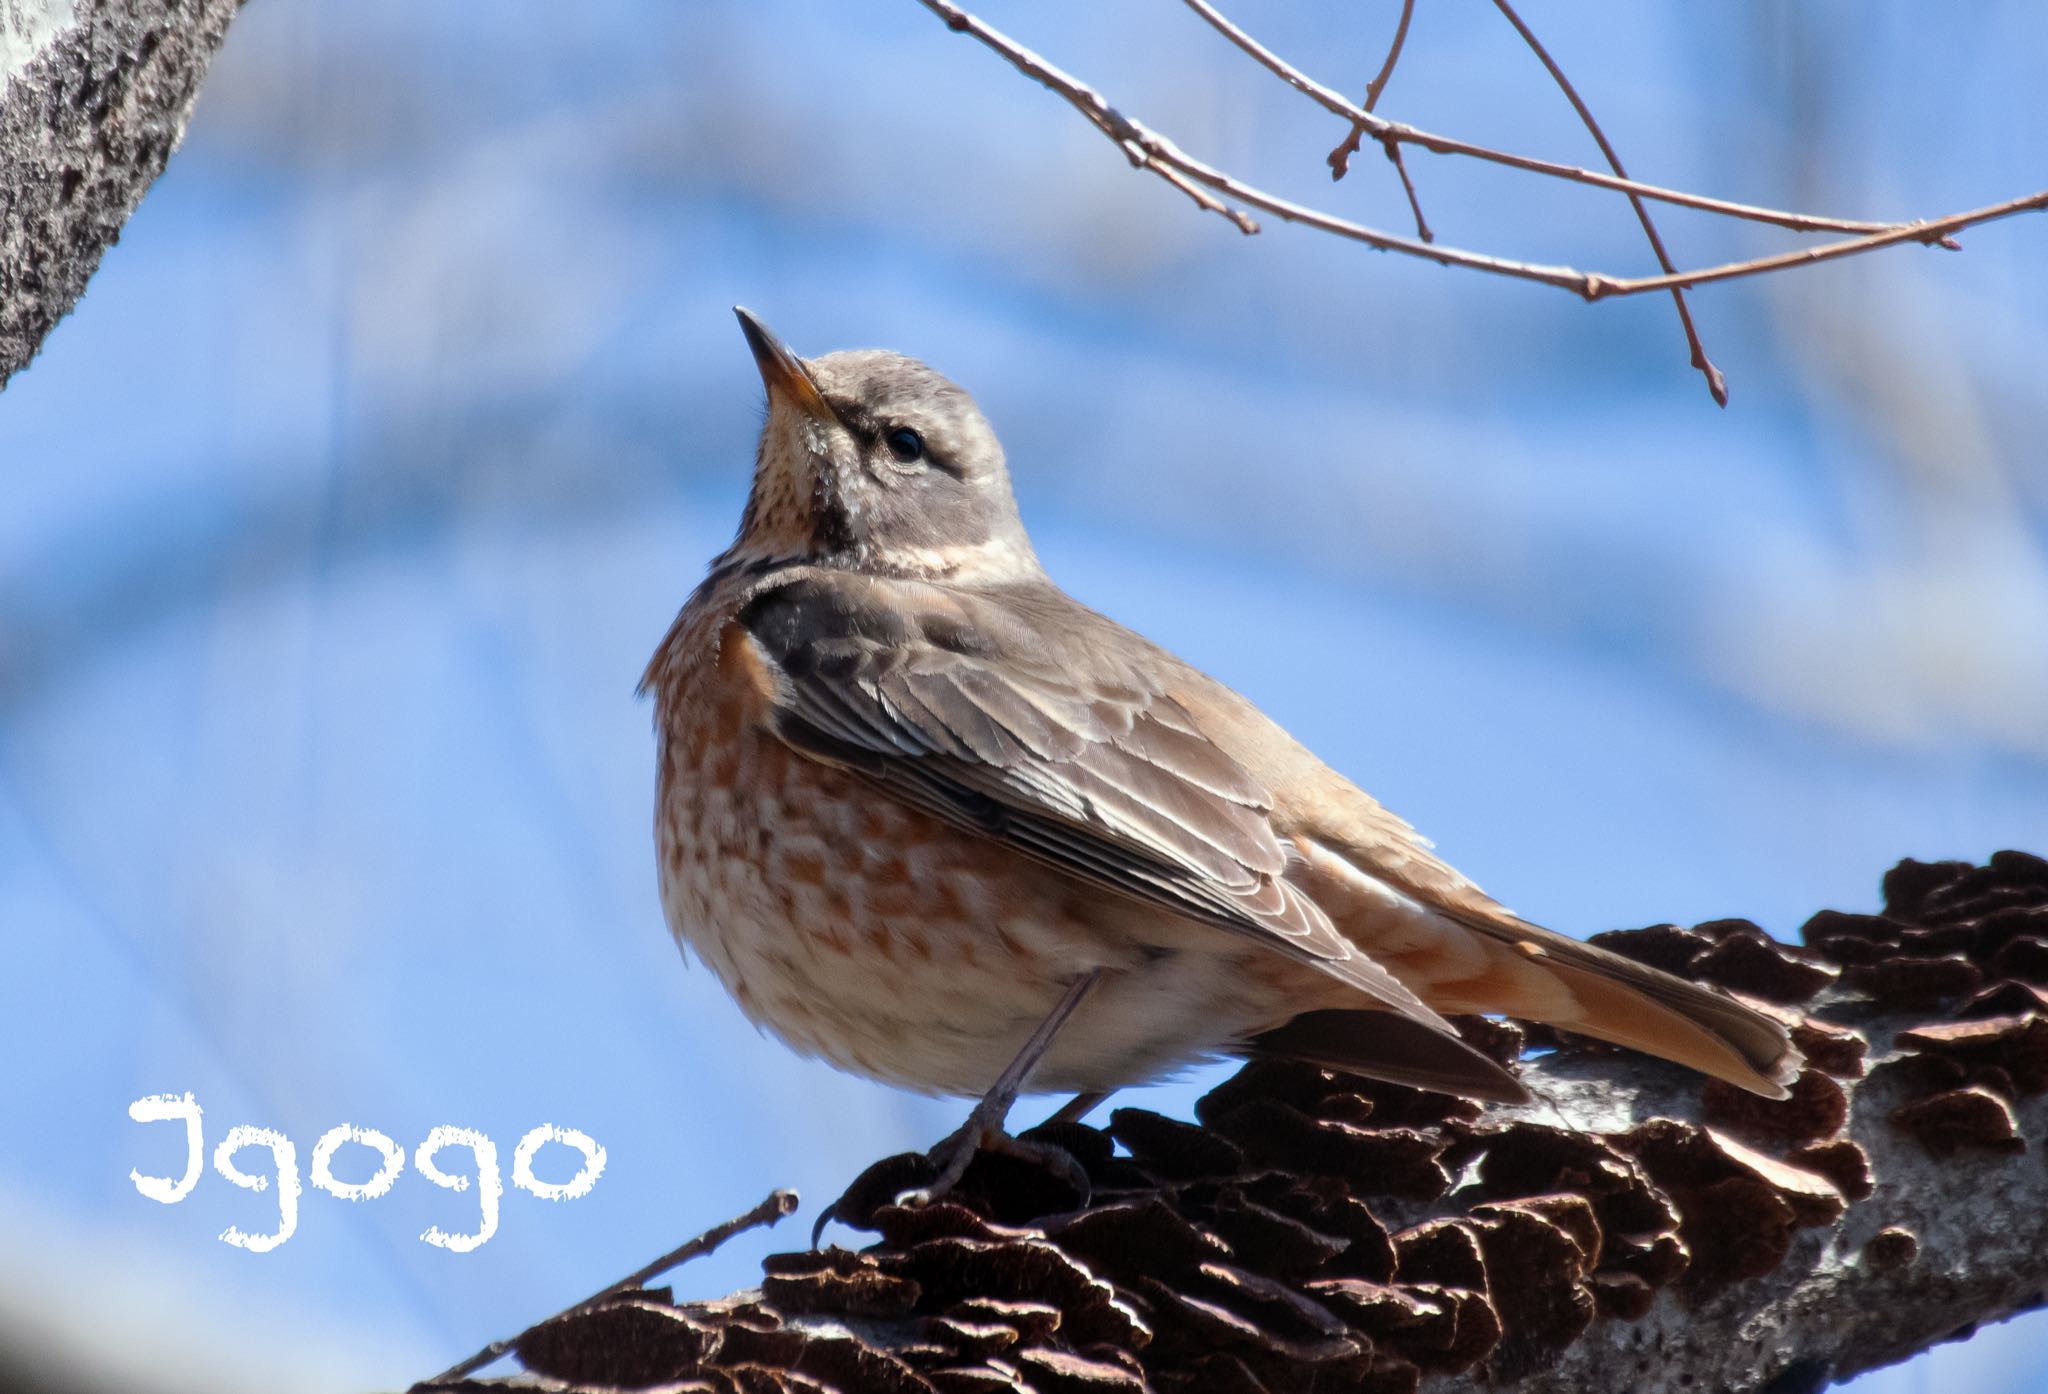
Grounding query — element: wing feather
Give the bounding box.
[736,572,1452,1028]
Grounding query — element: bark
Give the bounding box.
[414,852,2048,1394]
[0,0,243,388]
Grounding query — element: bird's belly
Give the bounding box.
[654,700,1316,1096]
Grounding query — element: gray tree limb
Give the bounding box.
[1,0,244,388]
[414,852,2048,1394]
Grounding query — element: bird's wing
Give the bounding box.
[734,571,1452,1027]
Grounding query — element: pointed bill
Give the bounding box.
[734,307,836,426]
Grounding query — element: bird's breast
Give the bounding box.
[646,613,1335,1094]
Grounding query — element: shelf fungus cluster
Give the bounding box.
[424,852,2048,1394]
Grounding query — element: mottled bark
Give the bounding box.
[1,0,243,388]
[415,853,2048,1394]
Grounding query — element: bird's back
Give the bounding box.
[947,574,1800,1098]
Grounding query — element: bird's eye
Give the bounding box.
[884,427,925,464]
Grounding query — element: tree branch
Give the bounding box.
[0,0,247,388]
[1326,0,1431,247]
[415,851,2048,1394]
[412,1190,798,1390]
[925,0,2044,400]
[1173,0,1931,238]
[1486,0,1725,403]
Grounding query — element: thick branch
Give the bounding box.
[0,0,245,388]
[421,852,2048,1394]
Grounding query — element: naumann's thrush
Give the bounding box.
[643,311,1798,1210]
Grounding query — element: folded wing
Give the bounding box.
[736,571,1482,1056]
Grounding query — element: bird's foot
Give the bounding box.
[810,1113,1093,1245]
[893,1117,1093,1211]
[811,975,1108,1246]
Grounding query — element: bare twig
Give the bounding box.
[1575,192,2048,295]
[412,1188,799,1390]
[1363,0,1414,115]
[1488,0,1725,403]
[955,2,1258,235]
[1331,0,1434,244]
[1380,132,1434,243]
[1145,153,1261,234]
[1177,0,1933,239]
[1327,0,1414,180]
[921,0,2048,302]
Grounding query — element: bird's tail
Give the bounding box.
[1435,911,1801,1098]
[1280,837,1801,1098]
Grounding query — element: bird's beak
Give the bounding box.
[734,307,836,427]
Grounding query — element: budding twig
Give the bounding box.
[411,1188,799,1390]
[917,0,2046,395]
[1328,0,1427,248]
[1363,0,1415,116]
[1486,0,1725,403]
[1176,0,1922,238]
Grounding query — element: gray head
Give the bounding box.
[727,308,1041,583]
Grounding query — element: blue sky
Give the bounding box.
[1,2,2043,1390]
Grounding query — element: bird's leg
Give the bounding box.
[811,969,1105,1243]
[896,967,1105,1208]
[1044,1090,1111,1128]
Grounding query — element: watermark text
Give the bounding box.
[127,1093,606,1252]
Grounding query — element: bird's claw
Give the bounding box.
[892,1123,1093,1210]
[812,1121,1094,1244]
[808,1199,840,1249]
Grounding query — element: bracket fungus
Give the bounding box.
[418,852,2048,1394]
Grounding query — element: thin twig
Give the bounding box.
[990,8,1261,235]
[411,1188,799,1391]
[1144,148,1260,233]
[1489,0,1724,403]
[1345,0,1433,243]
[1574,192,2048,296]
[919,0,2047,301]
[1370,0,1432,245]
[1380,133,1433,243]
[1166,138,2048,298]
[1177,0,1928,239]
[1363,0,1413,112]
[1328,0,1414,180]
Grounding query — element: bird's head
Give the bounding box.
[728,308,1041,583]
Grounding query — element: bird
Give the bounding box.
[641,309,1799,1212]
